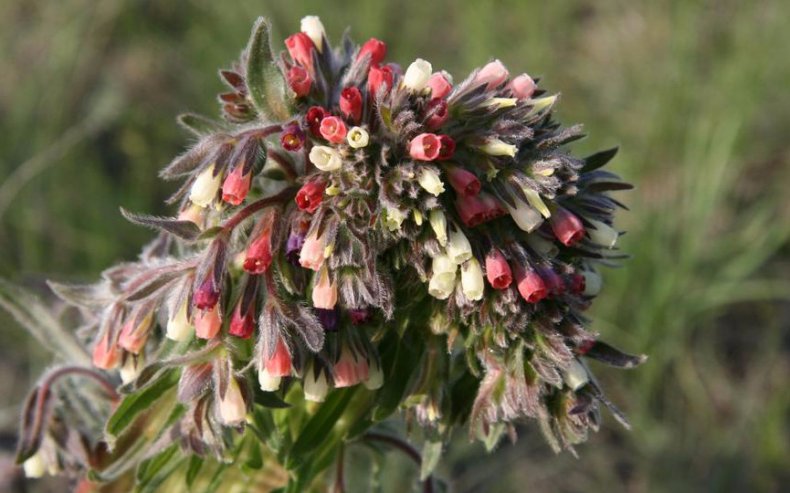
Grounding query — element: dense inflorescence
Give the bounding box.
[16,15,645,490]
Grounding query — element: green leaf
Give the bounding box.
[372,332,425,421]
[177,113,224,137]
[0,278,90,364]
[420,441,443,481]
[106,369,180,438]
[287,388,355,466]
[254,390,291,409]
[135,444,179,491]
[245,17,289,121]
[185,455,203,488]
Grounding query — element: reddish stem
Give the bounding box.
[221,186,298,232]
[363,432,434,493]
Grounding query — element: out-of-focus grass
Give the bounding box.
[1,1,788,492]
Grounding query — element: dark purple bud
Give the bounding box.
[286,230,306,266]
[194,277,219,310]
[349,308,370,325]
[315,308,339,332]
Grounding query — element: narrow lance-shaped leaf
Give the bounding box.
[120,208,202,241]
[177,113,225,137]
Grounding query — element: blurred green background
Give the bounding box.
[1,0,788,491]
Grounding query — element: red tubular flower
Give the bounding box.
[243,228,273,274]
[221,165,252,206]
[367,64,394,98]
[455,195,488,227]
[280,122,305,151]
[319,116,348,144]
[194,278,219,310]
[567,273,586,294]
[408,133,442,161]
[446,166,481,196]
[194,305,222,339]
[515,265,547,303]
[228,300,255,339]
[305,106,327,137]
[265,337,292,377]
[295,179,325,213]
[485,249,512,289]
[358,38,387,66]
[549,207,585,246]
[424,99,449,130]
[427,73,452,100]
[437,135,456,160]
[339,87,363,123]
[287,65,312,97]
[285,32,315,71]
[480,193,506,220]
[92,331,120,370]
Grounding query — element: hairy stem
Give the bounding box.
[363,432,434,493]
[333,443,346,493]
[222,186,298,232]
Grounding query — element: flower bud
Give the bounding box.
[194,305,222,339]
[243,227,273,274]
[364,359,384,390]
[429,209,448,246]
[427,72,452,100]
[418,168,445,196]
[300,229,325,270]
[358,38,387,66]
[408,133,441,161]
[461,258,485,301]
[303,366,329,402]
[120,353,144,385]
[300,15,325,52]
[295,179,326,213]
[218,377,247,425]
[281,122,306,151]
[477,138,517,157]
[339,87,363,123]
[383,207,406,232]
[586,218,619,249]
[424,99,449,130]
[286,230,306,265]
[118,311,154,354]
[309,145,343,171]
[319,116,348,144]
[485,97,518,110]
[316,307,339,331]
[285,32,315,71]
[475,59,509,89]
[367,64,394,98]
[515,265,547,303]
[347,126,370,148]
[456,193,504,227]
[349,308,371,325]
[582,270,602,296]
[402,58,432,92]
[194,277,219,310]
[23,452,47,478]
[228,300,255,339]
[527,95,557,115]
[305,106,327,137]
[221,165,252,206]
[334,347,369,388]
[312,268,338,309]
[259,337,292,391]
[166,302,193,341]
[446,166,481,196]
[287,65,312,97]
[562,359,589,391]
[178,204,204,227]
[507,198,544,232]
[509,73,536,99]
[428,266,456,300]
[432,253,457,276]
[549,207,585,246]
[522,187,550,218]
[485,248,512,289]
[446,228,473,264]
[189,165,222,208]
[92,331,120,370]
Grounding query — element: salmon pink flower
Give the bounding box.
[475,59,509,89]
[243,227,273,274]
[485,249,512,289]
[339,87,363,123]
[509,73,536,99]
[194,305,222,339]
[550,207,585,246]
[92,331,120,370]
[424,99,449,130]
[312,268,338,309]
[333,347,369,388]
[299,229,325,271]
[358,38,387,66]
[287,65,312,97]
[319,116,348,144]
[427,72,452,100]
[221,165,252,206]
[118,311,154,354]
[515,265,547,303]
[409,133,442,161]
[285,32,315,71]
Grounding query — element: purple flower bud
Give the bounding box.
[286,230,306,266]
[315,308,339,332]
[349,308,370,325]
[194,277,219,310]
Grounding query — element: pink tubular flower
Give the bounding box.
[475,59,509,90]
[118,312,154,354]
[295,179,325,214]
[243,228,273,274]
[194,305,222,339]
[446,166,481,196]
[221,165,252,206]
[424,99,449,130]
[437,135,456,160]
[333,347,369,388]
[92,331,120,370]
[456,192,505,227]
[485,249,512,289]
[358,38,387,66]
[299,229,325,271]
[305,106,326,137]
[265,337,293,377]
[285,32,315,71]
[319,116,348,144]
[194,277,219,310]
[287,65,312,97]
[280,122,305,151]
[409,133,442,161]
[339,87,363,123]
[367,64,394,98]
[515,265,547,303]
[427,73,452,100]
[312,268,338,309]
[509,73,536,99]
[549,207,585,246]
[228,300,255,339]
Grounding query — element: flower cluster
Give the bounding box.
[16,15,645,489]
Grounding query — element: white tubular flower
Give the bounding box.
[446,228,472,264]
[429,209,448,246]
[166,302,193,341]
[258,369,282,392]
[461,258,485,301]
[507,199,544,232]
[300,15,325,52]
[587,218,619,249]
[23,452,46,478]
[309,145,343,171]
[189,165,222,207]
[303,367,329,402]
[383,207,406,232]
[120,353,144,385]
[562,359,589,391]
[527,95,558,116]
[582,270,602,296]
[477,138,517,157]
[526,234,559,258]
[428,268,456,300]
[364,360,384,390]
[347,126,370,148]
[418,168,445,196]
[402,58,432,92]
[522,187,551,218]
[432,253,456,276]
[218,378,247,425]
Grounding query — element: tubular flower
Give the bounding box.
[367,64,394,97]
[515,265,548,303]
[218,377,247,425]
[299,229,325,271]
[461,258,485,301]
[347,126,370,148]
[446,166,481,196]
[221,165,252,206]
[429,209,448,246]
[402,59,433,92]
[319,116,348,144]
[259,337,292,391]
[285,32,315,71]
[340,87,363,122]
[409,133,442,161]
[309,145,343,171]
[281,122,306,151]
[305,106,326,137]
[189,165,222,207]
[243,227,273,274]
[507,197,544,232]
[475,59,509,89]
[447,228,473,264]
[510,73,536,99]
[287,65,312,97]
[303,365,330,402]
[194,305,222,339]
[295,179,326,213]
[477,137,517,157]
[427,72,452,100]
[166,302,193,341]
[92,331,120,370]
[312,267,338,309]
[418,168,445,196]
[424,99,449,130]
[485,249,513,289]
[358,38,387,66]
[549,207,585,246]
[228,300,255,339]
[587,218,619,248]
[300,15,325,52]
[333,347,369,388]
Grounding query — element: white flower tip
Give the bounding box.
[562,360,589,391]
[258,370,282,392]
[300,15,325,51]
[403,58,433,92]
